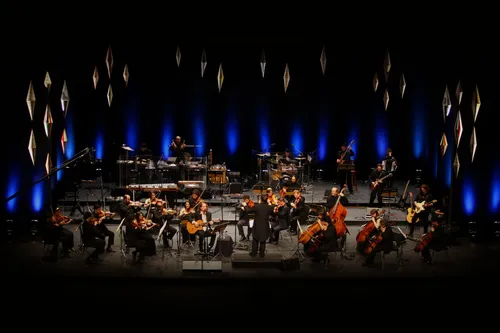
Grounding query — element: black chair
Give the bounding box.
[380,232,406,269]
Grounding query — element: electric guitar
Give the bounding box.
[406,200,437,223]
[369,173,393,191]
[186,218,221,234]
[397,180,410,208]
[337,140,354,171]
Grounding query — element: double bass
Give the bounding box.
[329,185,348,238]
[356,209,385,243]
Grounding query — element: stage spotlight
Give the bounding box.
[5,219,14,240]
[29,219,39,241]
[415,169,422,185]
[492,221,500,239]
[468,221,477,240]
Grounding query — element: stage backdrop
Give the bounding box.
[1,38,499,228]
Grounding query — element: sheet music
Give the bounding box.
[397,226,406,238]
[115,218,126,232]
[157,221,168,240]
[249,219,254,228]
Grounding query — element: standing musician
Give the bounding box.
[47,207,75,257]
[363,219,394,266]
[326,187,348,211]
[265,188,278,205]
[92,204,115,252]
[169,135,186,180]
[82,212,105,264]
[192,202,217,254]
[307,214,338,262]
[242,195,277,257]
[270,197,290,244]
[289,190,305,234]
[369,164,388,208]
[336,143,355,194]
[128,214,157,263]
[118,195,142,220]
[179,201,196,244]
[356,209,384,254]
[151,201,177,248]
[381,148,397,188]
[237,195,252,241]
[408,184,434,237]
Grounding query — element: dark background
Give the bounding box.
[1,35,499,226]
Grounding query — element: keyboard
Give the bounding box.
[178,181,204,189]
[126,183,178,191]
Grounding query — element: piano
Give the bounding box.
[126,183,178,192]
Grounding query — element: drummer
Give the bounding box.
[136,142,152,159]
[284,149,294,162]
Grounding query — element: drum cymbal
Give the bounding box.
[295,157,306,160]
[122,145,134,151]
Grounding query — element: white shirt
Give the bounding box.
[201,212,207,231]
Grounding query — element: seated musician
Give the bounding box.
[408,184,434,237]
[118,195,142,220]
[363,219,394,266]
[415,221,447,265]
[237,195,252,241]
[151,201,177,248]
[309,214,338,262]
[93,204,115,252]
[129,212,157,263]
[144,192,160,208]
[285,176,301,202]
[265,188,277,205]
[369,164,387,208]
[179,201,196,244]
[82,212,105,264]
[356,209,382,254]
[326,187,348,211]
[192,202,217,254]
[289,190,305,234]
[270,198,290,244]
[188,189,202,212]
[47,207,75,257]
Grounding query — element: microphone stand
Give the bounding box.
[263,144,275,186]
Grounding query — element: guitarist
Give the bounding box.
[408,184,434,237]
[192,202,217,254]
[336,143,355,194]
[369,164,388,208]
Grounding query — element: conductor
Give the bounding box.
[242,195,277,258]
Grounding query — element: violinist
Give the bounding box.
[289,190,305,234]
[270,197,290,244]
[188,189,202,212]
[237,195,252,241]
[285,176,301,202]
[265,188,278,206]
[129,212,157,263]
[356,209,383,254]
[308,214,338,262]
[144,192,161,208]
[408,184,434,237]
[179,200,196,244]
[151,201,177,248]
[81,212,105,264]
[48,207,75,257]
[93,204,115,252]
[363,219,394,266]
[326,187,348,211]
[118,195,142,220]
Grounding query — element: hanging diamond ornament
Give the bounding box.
[453,153,460,178]
[28,129,36,166]
[26,81,36,121]
[400,73,406,98]
[260,49,266,78]
[383,89,389,111]
[123,64,129,87]
[93,66,99,89]
[61,80,70,117]
[217,63,224,92]
[107,85,113,107]
[455,80,463,105]
[472,84,481,123]
[201,49,207,78]
[43,105,53,138]
[442,85,451,123]
[45,153,52,175]
[383,49,391,82]
[440,133,448,157]
[320,46,326,76]
[470,127,477,163]
[283,63,290,93]
[61,129,68,154]
[454,110,463,147]
[176,47,181,67]
[44,72,52,91]
[373,73,379,92]
[105,46,113,78]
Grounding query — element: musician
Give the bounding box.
[408,184,434,237]
[188,189,202,212]
[127,214,156,263]
[382,148,397,188]
[309,215,338,262]
[282,176,300,203]
[284,149,294,161]
[243,195,276,257]
[179,201,196,243]
[193,202,217,253]
[93,204,115,252]
[416,221,447,265]
[363,219,394,266]
[144,192,160,208]
[369,164,388,208]
[81,212,105,264]
[265,188,277,205]
[136,142,152,159]
[356,209,382,254]
[47,207,75,257]
[289,190,305,234]
[237,195,252,241]
[270,198,290,244]
[326,187,348,211]
[336,143,355,194]
[118,195,141,220]
[169,135,186,180]
[151,201,177,248]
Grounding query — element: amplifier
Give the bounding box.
[229,182,242,194]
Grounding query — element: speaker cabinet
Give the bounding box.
[229,182,243,194]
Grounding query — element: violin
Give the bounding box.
[51,212,72,226]
[279,187,287,198]
[135,216,158,230]
[96,210,115,223]
[267,194,277,205]
[247,200,255,208]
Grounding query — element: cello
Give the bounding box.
[356,209,385,243]
[298,217,322,245]
[329,185,348,238]
[364,233,383,255]
[414,222,439,252]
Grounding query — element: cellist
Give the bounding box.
[415,220,447,265]
[308,213,338,262]
[363,219,393,266]
[356,209,384,254]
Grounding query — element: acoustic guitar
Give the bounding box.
[406,200,437,223]
[186,219,221,234]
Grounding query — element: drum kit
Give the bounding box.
[256,152,307,184]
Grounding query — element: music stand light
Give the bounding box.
[5,219,14,240]
[29,219,39,241]
[468,221,477,241]
[492,221,500,239]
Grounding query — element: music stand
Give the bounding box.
[210,222,230,261]
[286,223,305,261]
[116,218,127,258]
[157,218,175,260]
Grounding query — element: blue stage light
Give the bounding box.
[5,166,20,213]
[65,109,75,159]
[375,114,388,161]
[193,113,205,157]
[95,129,104,160]
[226,113,238,155]
[444,148,452,187]
[318,126,327,161]
[491,167,500,214]
[31,175,44,213]
[125,96,139,152]
[258,105,269,152]
[291,123,303,154]
[56,149,64,181]
[412,106,424,159]
[162,115,173,157]
[348,122,359,158]
[462,177,476,216]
